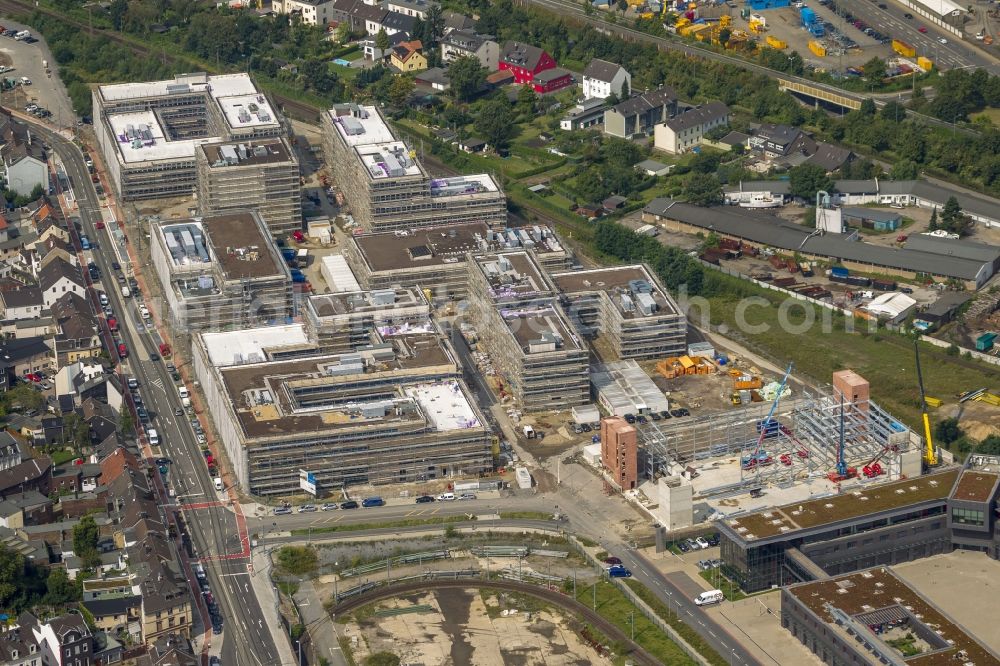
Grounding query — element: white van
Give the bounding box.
[147,428,159,445]
[694,590,725,606]
[214,477,223,491]
[437,492,456,501]
[178,386,189,399]
[99,293,109,306]
[194,563,206,579]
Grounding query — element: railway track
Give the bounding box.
[0,0,322,120]
[332,577,667,666]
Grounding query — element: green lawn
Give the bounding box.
[622,580,728,666]
[290,515,468,536]
[697,569,746,602]
[703,293,999,428]
[50,449,78,465]
[583,581,699,666]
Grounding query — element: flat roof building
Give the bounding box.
[149,211,293,330]
[343,221,571,298]
[93,73,284,201]
[196,137,301,236]
[304,286,431,353]
[783,567,999,666]
[718,469,959,592]
[550,265,685,360]
[193,324,492,496]
[322,104,506,232]
[466,251,589,411]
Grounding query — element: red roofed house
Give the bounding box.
[499,42,556,85]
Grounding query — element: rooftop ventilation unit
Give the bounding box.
[629,279,653,294]
[341,116,365,136]
[636,292,657,315]
[370,289,395,306]
[620,293,634,312]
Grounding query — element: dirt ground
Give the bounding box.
[346,588,609,666]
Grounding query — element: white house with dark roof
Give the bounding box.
[582,58,630,100]
[0,287,44,320]
[654,101,729,154]
[271,0,337,25]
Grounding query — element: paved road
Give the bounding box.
[31,120,282,666]
[830,0,999,73]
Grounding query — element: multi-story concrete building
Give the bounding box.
[440,30,499,71]
[193,324,492,496]
[717,468,959,593]
[550,265,685,360]
[93,73,284,201]
[196,137,301,236]
[149,212,293,330]
[783,567,998,666]
[322,104,506,232]
[653,101,730,154]
[271,0,337,25]
[304,287,431,354]
[343,222,571,299]
[466,251,589,410]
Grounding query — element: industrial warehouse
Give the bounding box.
[322,103,508,232]
[149,211,294,330]
[193,323,493,496]
[93,73,285,201]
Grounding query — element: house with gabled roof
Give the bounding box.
[582,58,630,100]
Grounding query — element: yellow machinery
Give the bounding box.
[766,35,787,49]
[914,341,938,467]
[748,19,764,33]
[923,396,942,408]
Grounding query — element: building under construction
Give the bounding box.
[304,286,431,354]
[196,137,302,236]
[322,104,507,232]
[550,265,685,360]
[192,323,492,496]
[93,73,284,201]
[149,211,294,330]
[342,222,571,299]
[466,251,589,410]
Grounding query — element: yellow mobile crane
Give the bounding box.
[914,341,938,467]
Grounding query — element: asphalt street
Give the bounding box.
[31,120,281,666]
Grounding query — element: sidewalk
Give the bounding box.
[251,548,300,666]
[293,580,350,666]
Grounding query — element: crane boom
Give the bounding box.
[914,341,937,467]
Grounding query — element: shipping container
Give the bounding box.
[872,279,897,291]
[766,35,787,49]
[808,40,826,57]
[786,259,799,274]
[769,255,786,270]
[917,56,933,71]
[772,277,797,287]
[830,266,850,279]
[976,332,997,352]
[892,39,916,58]
[800,6,815,25]
[845,275,872,287]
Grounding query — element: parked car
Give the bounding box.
[321,503,338,511]
[297,504,317,513]
[361,497,384,507]
[677,541,691,553]
[695,536,710,549]
[274,507,292,515]
[607,565,632,578]
[458,493,477,500]
[340,500,359,509]
[415,495,435,503]
[604,556,622,565]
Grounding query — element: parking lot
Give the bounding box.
[0,17,77,127]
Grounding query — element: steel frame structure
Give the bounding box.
[641,386,914,494]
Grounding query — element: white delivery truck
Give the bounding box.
[121,286,131,298]
[694,590,724,606]
[178,386,189,400]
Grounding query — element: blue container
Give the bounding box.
[831,267,849,278]
[800,7,815,25]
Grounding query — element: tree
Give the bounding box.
[685,173,722,206]
[388,75,415,108]
[73,515,101,569]
[934,418,964,446]
[862,57,886,86]
[516,84,537,115]
[448,56,486,102]
[0,544,24,608]
[375,28,389,54]
[718,27,731,46]
[619,79,629,100]
[928,206,938,231]
[880,100,906,123]
[890,159,919,181]
[108,0,128,31]
[44,568,79,605]
[859,98,877,117]
[788,163,834,202]
[62,412,90,457]
[601,137,642,168]
[474,95,516,150]
[421,4,445,49]
[119,409,134,437]
[939,195,970,235]
[277,546,318,576]
[616,0,628,13]
[335,21,352,44]
[364,653,401,666]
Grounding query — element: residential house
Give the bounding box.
[531,67,573,94]
[653,101,730,154]
[0,287,44,320]
[0,433,22,470]
[582,58,630,100]
[747,123,816,160]
[362,30,407,61]
[98,447,140,486]
[131,533,193,643]
[806,142,855,172]
[440,30,498,70]
[14,248,38,277]
[21,611,94,666]
[560,97,607,131]
[635,159,673,177]
[415,67,451,91]
[0,337,52,389]
[142,634,199,666]
[271,0,337,25]
[1,123,47,197]
[390,40,427,71]
[442,9,476,32]
[498,42,556,85]
[0,492,53,529]
[38,236,77,270]
[0,623,43,666]
[368,10,417,37]
[386,0,436,19]
[39,258,85,308]
[82,398,120,442]
[0,454,53,498]
[603,86,677,139]
[331,0,388,33]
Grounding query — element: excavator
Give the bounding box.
[915,340,938,468]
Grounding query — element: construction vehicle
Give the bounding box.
[914,341,938,468]
[741,363,792,472]
[827,397,858,482]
